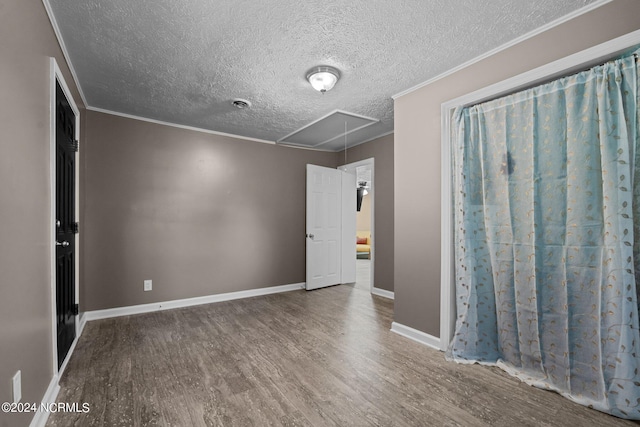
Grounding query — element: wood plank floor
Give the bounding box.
[47,283,639,426]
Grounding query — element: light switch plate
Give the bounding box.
[144,280,152,291]
[12,371,21,404]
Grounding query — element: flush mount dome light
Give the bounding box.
[306,66,340,93]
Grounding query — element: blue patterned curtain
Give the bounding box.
[447,51,640,419]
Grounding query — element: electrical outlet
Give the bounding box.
[12,371,21,404]
[144,280,152,291]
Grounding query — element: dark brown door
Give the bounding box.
[56,81,77,368]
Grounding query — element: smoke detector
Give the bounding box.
[231,99,251,109]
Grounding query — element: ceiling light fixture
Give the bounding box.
[306,66,340,93]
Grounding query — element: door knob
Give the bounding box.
[56,241,70,247]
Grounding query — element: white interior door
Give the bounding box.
[306,165,342,290]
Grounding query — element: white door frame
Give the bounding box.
[440,29,640,352]
[341,170,357,284]
[49,58,81,374]
[339,157,375,293]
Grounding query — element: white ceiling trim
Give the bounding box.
[87,107,276,145]
[41,0,88,107]
[87,106,394,151]
[392,0,612,100]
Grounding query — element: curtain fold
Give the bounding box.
[448,51,640,419]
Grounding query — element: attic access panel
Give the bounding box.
[277,110,379,150]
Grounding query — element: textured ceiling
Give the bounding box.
[48,0,600,149]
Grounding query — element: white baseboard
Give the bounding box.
[30,312,88,427]
[29,373,60,427]
[78,312,87,336]
[57,337,77,379]
[371,287,394,299]
[85,282,306,321]
[391,322,442,351]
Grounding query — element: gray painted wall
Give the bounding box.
[394,0,640,337]
[83,111,338,310]
[0,2,85,426]
[339,134,395,293]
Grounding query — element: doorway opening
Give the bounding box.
[340,158,374,293]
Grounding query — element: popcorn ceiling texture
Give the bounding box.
[48,0,598,148]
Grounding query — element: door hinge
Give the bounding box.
[72,222,79,234]
[72,304,79,316]
[71,140,79,152]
